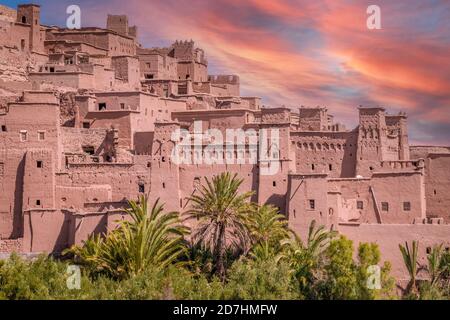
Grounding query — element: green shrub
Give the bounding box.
[222,258,298,300]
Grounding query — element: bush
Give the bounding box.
[0,254,91,300]
[222,258,298,300]
[0,254,225,300]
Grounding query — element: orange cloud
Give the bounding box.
[68,0,450,143]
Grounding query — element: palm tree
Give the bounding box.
[427,244,445,287]
[67,196,189,278]
[278,220,337,295]
[399,240,420,296]
[247,204,291,260]
[304,220,338,258]
[186,172,253,280]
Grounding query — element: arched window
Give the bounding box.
[21,16,27,24]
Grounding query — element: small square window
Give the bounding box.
[1,125,6,132]
[99,103,107,110]
[37,161,43,168]
[138,184,145,193]
[309,200,315,210]
[403,202,411,211]
[38,131,45,141]
[357,201,364,210]
[120,103,125,110]
[273,181,276,187]
[329,164,333,171]
[381,202,389,212]
[20,131,27,141]
[82,146,95,155]
[82,122,90,129]
[36,200,41,206]
[311,164,315,171]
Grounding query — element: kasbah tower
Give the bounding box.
[0,3,450,279]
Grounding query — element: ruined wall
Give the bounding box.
[56,185,112,211]
[208,75,240,96]
[30,72,95,91]
[298,108,329,131]
[111,56,140,89]
[45,40,108,56]
[61,127,111,156]
[0,238,22,253]
[63,161,150,203]
[410,146,450,159]
[48,30,135,57]
[0,19,47,84]
[0,5,16,22]
[139,53,178,80]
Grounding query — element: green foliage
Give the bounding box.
[0,254,93,300]
[416,245,450,299]
[427,244,445,287]
[399,240,419,296]
[247,204,291,261]
[277,220,337,298]
[0,254,224,300]
[311,237,396,300]
[314,236,359,299]
[357,243,396,300]
[66,196,189,279]
[223,258,298,300]
[186,172,254,279]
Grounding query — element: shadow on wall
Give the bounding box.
[265,193,286,214]
[250,166,259,204]
[53,211,73,253]
[12,156,25,239]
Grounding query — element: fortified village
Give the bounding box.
[1,3,450,278]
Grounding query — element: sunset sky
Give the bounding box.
[2,0,450,145]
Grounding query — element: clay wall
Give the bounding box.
[424,154,450,222]
[111,56,140,89]
[339,224,450,278]
[139,53,178,80]
[291,131,357,178]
